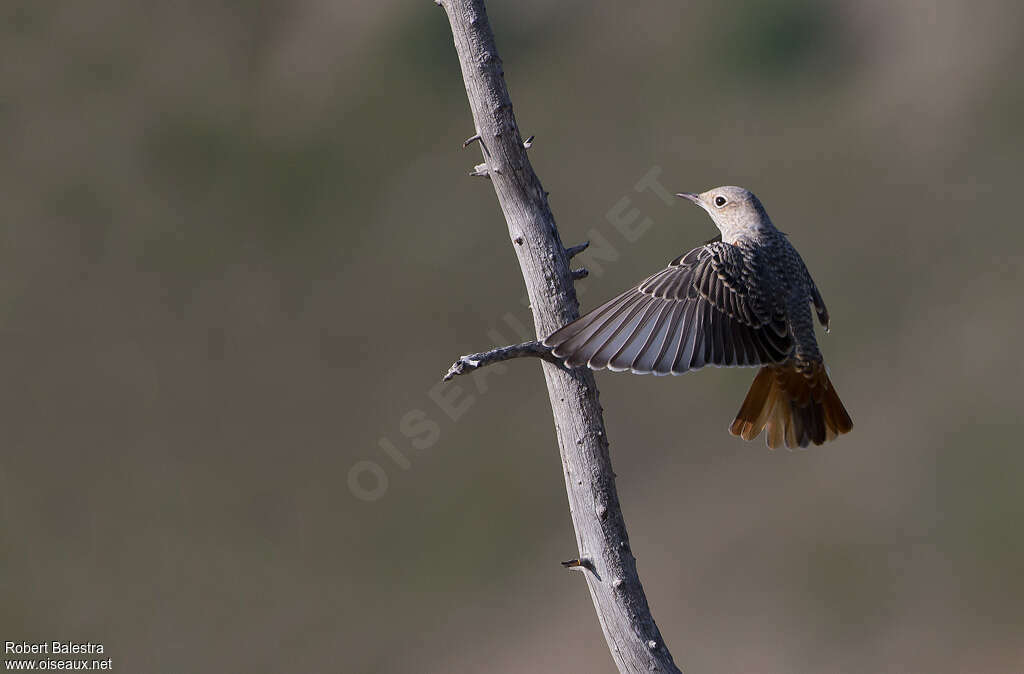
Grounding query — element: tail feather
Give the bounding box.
[766,401,787,449]
[730,362,852,449]
[730,367,774,440]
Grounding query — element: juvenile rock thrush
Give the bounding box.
[543,186,852,448]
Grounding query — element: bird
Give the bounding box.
[543,186,852,449]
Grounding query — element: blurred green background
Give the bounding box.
[2,1,1023,672]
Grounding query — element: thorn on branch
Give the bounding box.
[523,135,534,149]
[561,557,600,578]
[463,133,489,156]
[571,268,589,280]
[565,241,590,259]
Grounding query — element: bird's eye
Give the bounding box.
[714,196,727,207]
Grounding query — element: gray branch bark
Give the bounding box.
[443,340,566,382]
[434,1,681,671]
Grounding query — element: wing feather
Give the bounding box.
[690,302,708,370]
[650,302,687,375]
[631,301,677,374]
[606,297,663,371]
[586,295,655,370]
[548,289,635,355]
[671,301,699,373]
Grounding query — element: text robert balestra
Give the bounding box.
[5,642,105,655]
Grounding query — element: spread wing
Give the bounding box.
[543,241,793,375]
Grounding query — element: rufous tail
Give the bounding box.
[729,362,852,449]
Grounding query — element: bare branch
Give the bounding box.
[443,340,567,382]
[435,1,681,672]
[571,267,589,280]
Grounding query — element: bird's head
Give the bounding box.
[675,186,773,243]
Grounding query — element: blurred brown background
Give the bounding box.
[2,1,1023,672]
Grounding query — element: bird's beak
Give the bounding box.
[675,193,700,204]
